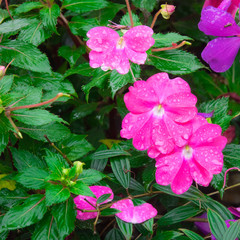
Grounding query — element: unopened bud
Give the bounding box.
[0,66,6,77]
[62,168,70,176]
[74,161,85,176]
[160,4,176,19]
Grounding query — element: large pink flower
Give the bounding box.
[111,199,157,223]
[74,186,114,220]
[86,26,155,74]
[202,0,240,16]
[120,73,198,158]
[155,116,227,194]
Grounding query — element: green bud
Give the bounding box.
[74,161,85,176]
[62,168,70,176]
[206,117,212,124]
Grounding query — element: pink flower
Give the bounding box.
[0,66,6,77]
[120,73,197,158]
[111,199,157,223]
[86,26,155,74]
[203,0,240,17]
[74,186,114,220]
[155,116,227,194]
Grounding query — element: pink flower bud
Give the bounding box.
[160,4,176,19]
[0,66,6,77]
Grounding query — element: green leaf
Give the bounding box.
[198,97,232,132]
[207,209,228,240]
[13,109,66,126]
[20,122,71,142]
[105,228,125,240]
[11,148,46,172]
[180,229,205,240]
[71,102,98,121]
[45,184,70,206]
[211,165,227,192]
[0,19,33,34]
[120,13,141,26]
[16,167,49,189]
[69,181,94,196]
[58,134,94,161]
[58,46,85,67]
[32,213,60,240]
[0,40,51,73]
[132,0,157,12]
[2,194,47,230]
[223,220,240,240]
[78,169,105,185]
[52,198,76,239]
[0,9,9,24]
[14,2,43,14]
[142,164,155,187]
[129,178,145,192]
[44,149,68,176]
[158,204,202,226]
[110,64,140,98]
[0,130,8,155]
[0,230,8,240]
[110,156,130,189]
[153,33,192,48]
[101,208,121,216]
[0,75,14,95]
[152,231,183,240]
[96,193,111,204]
[116,217,133,240]
[90,149,131,160]
[40,4,60,33]
[64,63,94,78]
[18,20,51,46]
[149,49,204,75]
[142,218,154,233]
[223,144,240,168]
[62,0,108,13]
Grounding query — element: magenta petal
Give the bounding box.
[89,51,105,68]
[89,186,114,202]
[124,25,155,52]
[228,207,240,218]
[87,26,119,41]
[111,199,134,211]
[115,52,130,74]
[171,160,193,194]
[199,7,240,36]
[125,47,147,64]
[202,37,240,72]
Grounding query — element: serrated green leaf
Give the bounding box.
[120,13,141,26]
[0,19,33,34]
[2,194,47,230]
[223,144,240,168]
[45,184,70,206]
[207,209,227,240]
[149,49,204,75]
[14,2,43,14]
[0,40,51,73]
[52,198,76,239]
[11,148,46,172]
[101,208,121,216]
[32,213,60,240]
[116,217,133,240]
[69,181,94,196]
[77,169,105,185]
[223,220,240,240]
[132,0,157,12]
[64,63,94,78]
[198,97,232,132]
[180,229,205,240]
[110,64,140,98]
[20,122,71,142]
[58,134,94,161]
[16,167,48,189]
[13,109,66,126]
[40,4,60,33]
[110,156,130,189]
[62,0,108,13]
[0,9,9,24]
[153,33,192,48]
[158,204,202,226]
[105,228,125,240]
[0,75,14,95]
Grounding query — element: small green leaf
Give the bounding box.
[207,209,228,240]
[116,217,133,240]
[153,231,183,240]
[45,184,70,206]
[105,228,125,240]
[223,220,240,240]
[148,49,204,75]
[2,194,47,230]
[62,0,108,13]
[223,144,240,169]
[0,75,14,95]
[52,198,76,239]
[16,167,48,189]
[101,208,121,216]
[90,149,131,160]
[131,0,157,12]
[142,218,154,233]
[158,204,202,226]
[0,19,33,34]
[120,12,141,26]
[69,181,94,197]
[96,193,111,204]
[14,2,43,14]
[180,229,205,240]
[77,169,105,185]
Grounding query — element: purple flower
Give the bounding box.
[198,4,240,72]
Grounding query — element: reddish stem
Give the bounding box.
[151,9,162,28]
[4,0,13,20]
[125,0,134,28]
[152,41,188,52]
[223,167,240,188]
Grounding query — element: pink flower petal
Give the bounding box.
[125,47,147,64]
[111,199,157,224]
[89,51,105,68]
[115,51,130,74]
[90,186,114,202]
[87,26,119,41]
[155,152,183,185]
[171,160,193,194]
[194,146,223,174]
[124,25,155,52]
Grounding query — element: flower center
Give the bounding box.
[182,145,193,160]
[116,37,125,49]
[153,104,165,117]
